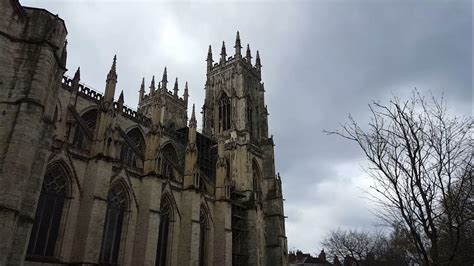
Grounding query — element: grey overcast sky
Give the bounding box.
[24,0,472,253]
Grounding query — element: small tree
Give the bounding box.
[327,91,473,265]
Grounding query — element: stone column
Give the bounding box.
[178,190,201,266]
[213,200,232,265]
[132,175,163,265]
[71,159,113,263]
[0,2,67,265]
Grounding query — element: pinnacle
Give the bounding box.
[174,77,179,95]
[139,77,145,92]
[111,55,117,73]
[107,55,117,81]
[221,41,226,55]
[162,67,168,82]
[235,31,241,46]
[190,104,197,123]
[73,66,81,80]
[118,90,124,103]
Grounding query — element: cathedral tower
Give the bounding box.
[203,32,288,266]
[138,67,188,130]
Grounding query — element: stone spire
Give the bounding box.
[173,77,179,96]
[234,31,242,58]
[245,44,252,64]
[139,77,145,103]
[149,75,156,94]
[220,41,226,63]
[161,67,168,90]
[184,103,198,188]
[104,55,118,103]
[206,45,213,72]
[183,81,189,105]
[189,104,197,128]
[256,50,262,70]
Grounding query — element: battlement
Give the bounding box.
[209,54,260,75]
[206,31,262,78]
[62,75,152,126]
[141,88,187,107]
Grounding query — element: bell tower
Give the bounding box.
[203,32,287,266]
[202,32,268,141]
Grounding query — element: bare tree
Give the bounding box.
[321,228,385,265]
[326,91,473,266]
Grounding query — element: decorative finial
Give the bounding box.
[207,45,212,58]
[173,77,179,96]
[183,81,189,104]
[150,75,156,93]
[207,45,213,72]
[107,55,117,81]
[161,67,168,89]
[189,104,197,127]
[235,31,242,57]
[220,41,227,63]
[246,44,252,63]
[111,55,117,73]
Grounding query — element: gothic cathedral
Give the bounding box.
[0,1,288,265]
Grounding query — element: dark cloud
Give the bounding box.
[23,0,472,252]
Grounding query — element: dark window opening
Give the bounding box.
[198,210,208,266]
[156,199,171,266]
[99,184,127,265]
[218,94,231,131]
[27,164,68,258]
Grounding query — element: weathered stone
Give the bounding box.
[0,2,287,265]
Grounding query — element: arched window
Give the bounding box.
[161,144,178,180]
[121,128,145,168]
[73,109,97,149]
[99,184,127,264]
[156,198,172,266]
[218,94,231,131]
[198,208,208,266]
[27,164,68,258]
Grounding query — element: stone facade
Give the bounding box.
[0,1,288,265]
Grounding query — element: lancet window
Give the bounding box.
[156,198,172,266]
[198,208,209,266]
[99,184,127,264]
[218,94,231,131]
